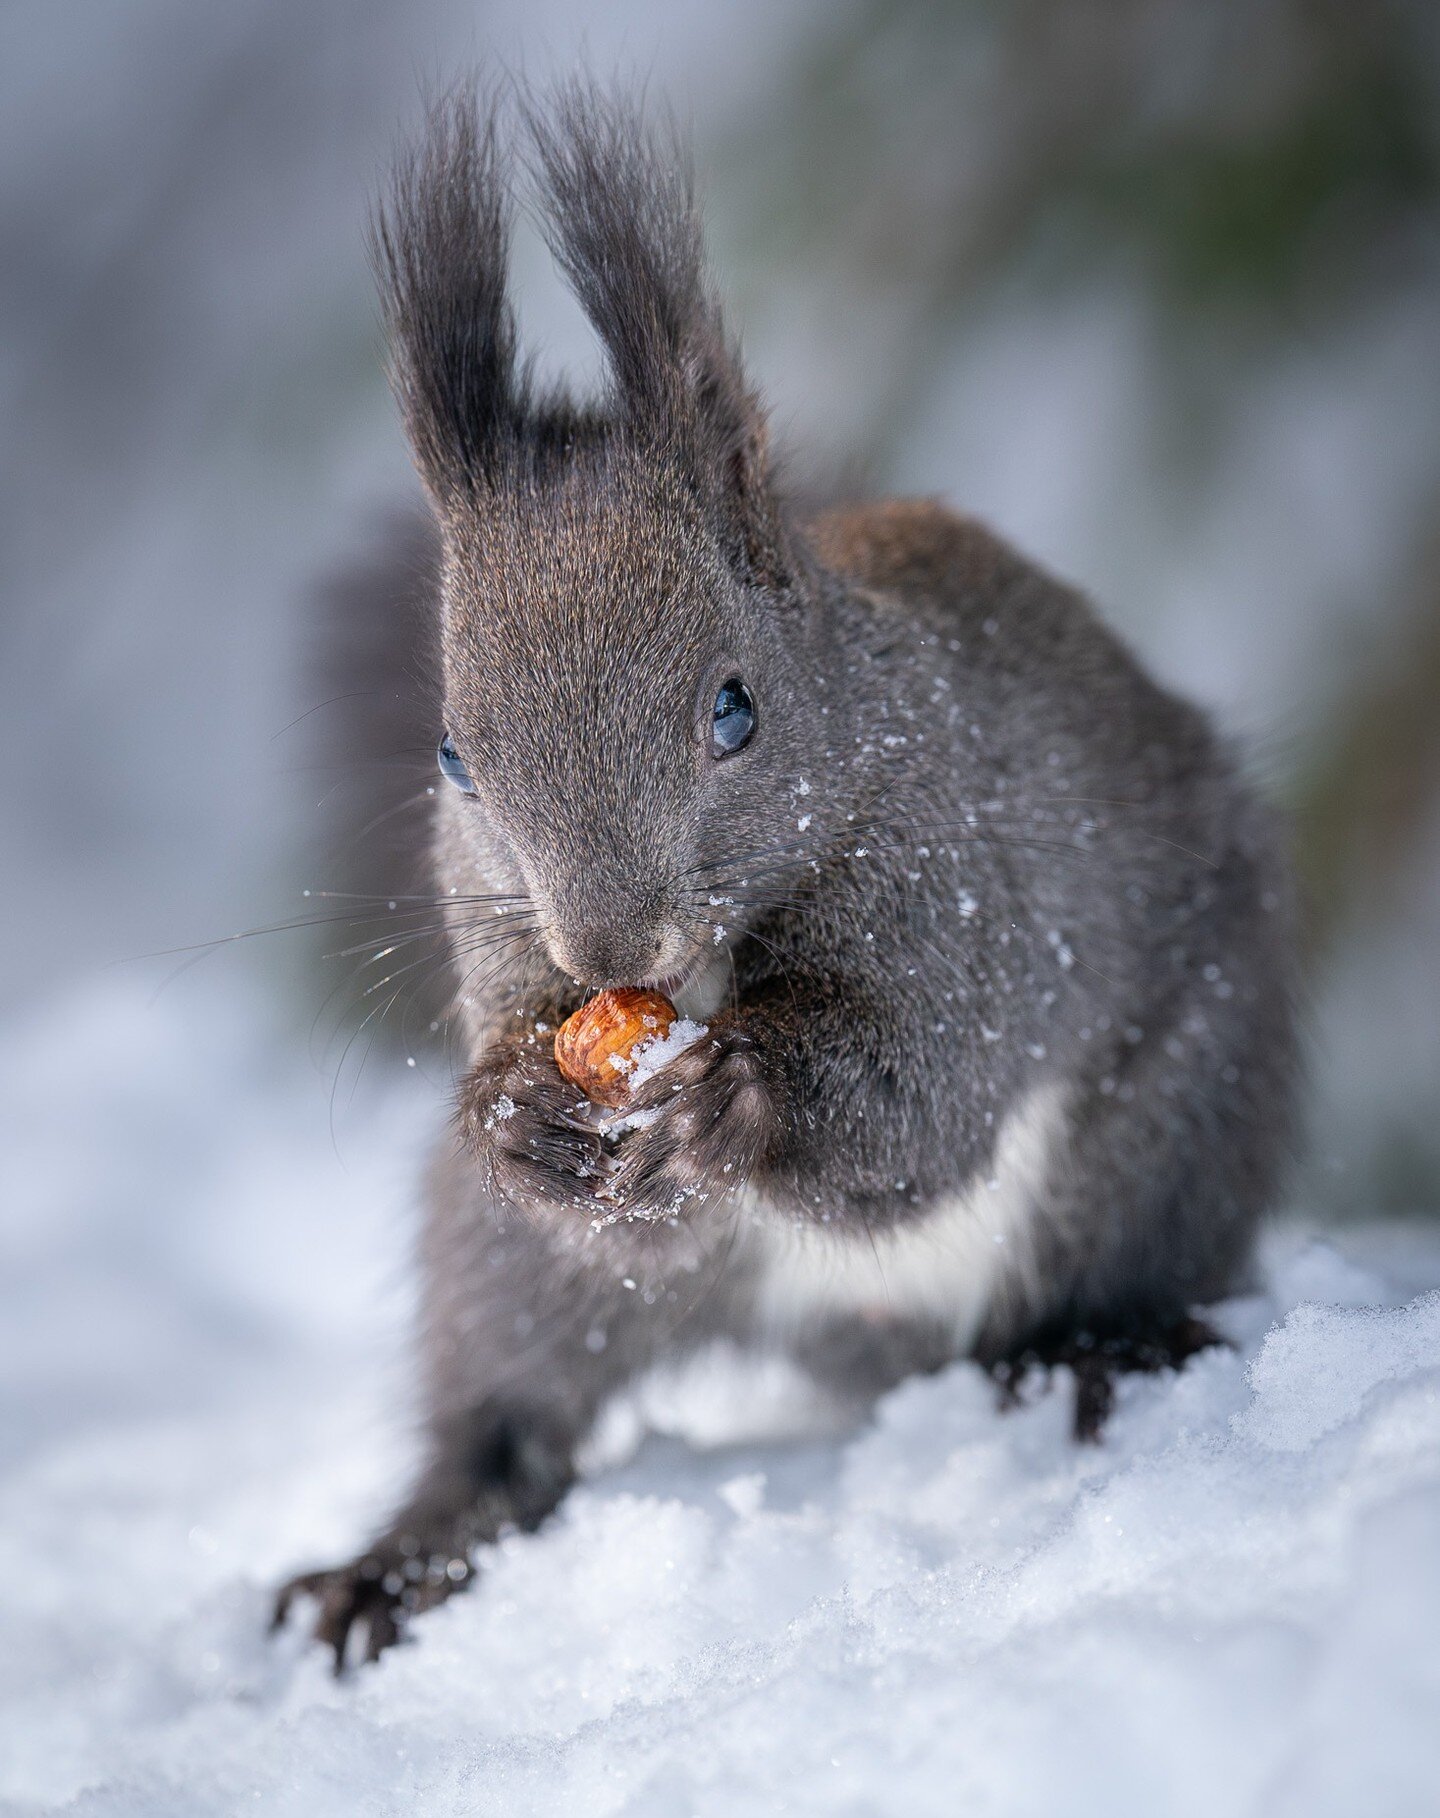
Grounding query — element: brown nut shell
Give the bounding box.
[553,987,679,1108]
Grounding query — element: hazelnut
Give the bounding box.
[553,987,679,1108]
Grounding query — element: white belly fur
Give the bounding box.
[746,1083,1067,1351]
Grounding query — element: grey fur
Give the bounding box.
[275,82,1300,1669]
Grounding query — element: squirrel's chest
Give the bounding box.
[742,1082,1066,1352]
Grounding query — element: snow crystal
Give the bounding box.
[1,977,1439,1816]
[600,1102,667,1138]
[592,1018,711,1138]
[618,1016,708,1091]
[483,1092,517,1130]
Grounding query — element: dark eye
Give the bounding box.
[710,677,756,758]
[437,732,477,795]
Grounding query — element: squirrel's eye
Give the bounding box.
[437,732,478,795]
[711,677,756,758]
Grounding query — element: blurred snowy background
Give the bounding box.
[3,2,1439,1813]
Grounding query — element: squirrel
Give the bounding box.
[273,82,1300,1669]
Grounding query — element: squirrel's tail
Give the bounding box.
[301,504,446,1050]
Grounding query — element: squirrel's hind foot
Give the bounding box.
[992,1314,1225,1442]
[272,1547,473,1672]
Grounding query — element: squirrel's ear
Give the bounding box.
[527,82,789,588]
[371,87,523,511]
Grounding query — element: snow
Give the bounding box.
[614,1016,710,1091]
[593,1017,710,1140]
[3,976,1440,1816]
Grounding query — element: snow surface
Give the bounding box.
[3,975,1440,1817]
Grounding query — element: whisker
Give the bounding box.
[352,789,442,843]
[267,690,384,742]
[303,888,531,905]
[325,917,544,1124]
[839,831,1104,866]
[129,895,534,966]
[688,898,816,918]
[740,926,809,1012]
[683,846,809,879]
[354,930,523,1004]
[445,942,542,1037]
[847,810,1220,871]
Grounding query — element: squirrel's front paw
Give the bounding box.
[458,1040,605,1211]
[600,1014,780,1219]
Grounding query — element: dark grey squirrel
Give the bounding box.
[274,81,1299,1668]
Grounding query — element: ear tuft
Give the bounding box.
[525,81,788,585]
[371,86,522,505]
[523,84,705,423]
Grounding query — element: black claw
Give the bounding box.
[1070,1360,1116,1444]
[992,1315,1226,1442]
[364,1605,400,1664]
[272,1547,473,1669]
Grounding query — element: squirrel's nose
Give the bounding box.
[546,925,655,987]
[544,915,690,988]
[538,867,693,986]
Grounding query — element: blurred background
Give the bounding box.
[3,0,1439,1230]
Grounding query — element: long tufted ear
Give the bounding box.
[525,81,789,587]
[370,87,525,510]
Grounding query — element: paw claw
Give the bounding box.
[272,1545,472,1670]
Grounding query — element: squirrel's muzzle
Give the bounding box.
[539,878,691,989]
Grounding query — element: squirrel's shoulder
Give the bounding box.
[801,498,1029,604]
[801,496,1187,726]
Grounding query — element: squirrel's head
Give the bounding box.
[376,85,827,992]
